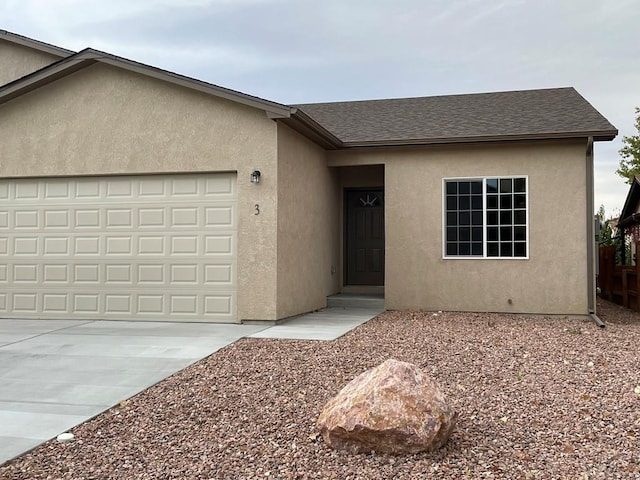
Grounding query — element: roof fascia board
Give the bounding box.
[338,130,619,148]
[0,30,74,57]
[0,47,291,117]
[92,52,291,117]
[287,108,343,148]
[0,53,95,105]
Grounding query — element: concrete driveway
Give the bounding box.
[0,318,268,465]
[0,295,383,465]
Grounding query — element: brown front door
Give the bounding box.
[345,189,384,285]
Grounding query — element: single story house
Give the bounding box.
[0,30,618,323]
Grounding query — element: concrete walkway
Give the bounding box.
[249,294,384,340]
[0,295,383,465]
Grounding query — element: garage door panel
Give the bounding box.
[44,181,71,199]
[44,210,70,228]
[14,264,38,283]
[43,264,68,282]
[43,294,67,312]
[0,173,237,322]
[43,237,69,255]
[15,183,38,200]
[15,210,39,228]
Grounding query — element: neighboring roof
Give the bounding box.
[292,87,618,148]
[0,47,292,118]
[617,176,640,228]
[0,29,74,57]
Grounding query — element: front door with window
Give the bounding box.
[345,189,384,285]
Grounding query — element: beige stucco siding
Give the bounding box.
[0,63,279,321]
[275,124,340,318]
[329,140,589,315]
[0,41,61,86]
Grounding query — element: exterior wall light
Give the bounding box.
[250,170,261,184]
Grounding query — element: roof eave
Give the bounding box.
[93,52,291,117]
[0,53,95,105]
[338,130,619,148]
[285,109,343,149]
[618,177,640,225]
[0,47,292,118]
[0,30,74,57]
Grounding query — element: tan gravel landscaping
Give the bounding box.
[1,298,639,479]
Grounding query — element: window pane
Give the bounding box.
[500,195,512,209]
[514,242,526,257]
[514,194,526,208]
[514,210,526,225]
[500,179,512,193]
[444,176,526,259]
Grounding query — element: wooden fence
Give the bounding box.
[599,242,640,311]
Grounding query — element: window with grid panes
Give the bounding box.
[444,177,528,258]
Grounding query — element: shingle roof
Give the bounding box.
[0,29,618,148]
[294,87,617,147]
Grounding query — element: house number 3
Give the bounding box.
[255,204,260,215]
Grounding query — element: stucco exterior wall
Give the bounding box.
[0,41,61,86]
[339,165,384,189]
[275,124,340,318]
[329,140,589,315]
[0,63,279,321]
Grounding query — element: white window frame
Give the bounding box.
[441,175,529,260]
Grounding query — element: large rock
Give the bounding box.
[316,358,457,454]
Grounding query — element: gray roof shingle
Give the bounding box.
[295,87,617,146]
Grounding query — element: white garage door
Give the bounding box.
[0,173,237,322]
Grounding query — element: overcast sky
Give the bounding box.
[2,0,639,216]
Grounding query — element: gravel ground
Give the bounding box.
[1,299,639,480]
